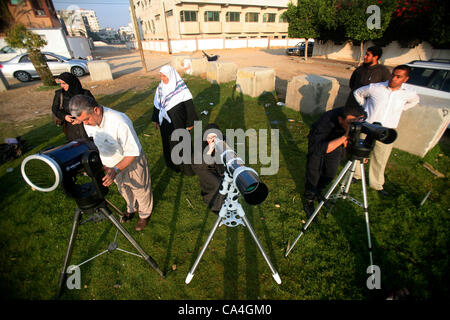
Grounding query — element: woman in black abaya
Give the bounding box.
[51,72,95,141]
[152,65,198,174]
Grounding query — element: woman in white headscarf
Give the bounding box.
[152,65,198,174]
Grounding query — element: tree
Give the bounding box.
[5,24,56,86]
[337,0,397,63]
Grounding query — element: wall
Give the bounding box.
[32,28,73,58]
[314,40,450,66]
[67,37,92,59]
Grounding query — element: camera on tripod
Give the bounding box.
[347,121,397,159]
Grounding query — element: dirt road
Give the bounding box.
[0,45,355,125]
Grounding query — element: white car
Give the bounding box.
[404,59,450,99]
[0,52,89,82]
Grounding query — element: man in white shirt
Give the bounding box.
[353,65,420,195]
[69,94,153,231]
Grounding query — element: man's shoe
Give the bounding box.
[377,189,390,196]
[135,217,149,231]
[303,200,315,219]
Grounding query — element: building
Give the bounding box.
[57,8,101,37]
[132,0,290,41]
[1,0,61,34]
[119,23,135,41]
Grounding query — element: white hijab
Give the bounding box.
[153,65,193,125]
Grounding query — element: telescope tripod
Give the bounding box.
[185,172,282,285]
[56,200,164,298]
[285,158,375,271]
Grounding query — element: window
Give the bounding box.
[204,11,220,22]
[30,0,46,16]
[155,14,160,21]
[151,20,155,34]
[263,13,276,23]
[19,55,31,63]
[44,54,59,62]
[429,70,448,91]
[226,12,240,22]
[408,67,437,87]
[180,11,197,22]
[279,14,287,23]
[166,10,173,17]
[245,12,259,23]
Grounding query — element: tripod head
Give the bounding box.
[347,121,397,160]
[21,139,108,211]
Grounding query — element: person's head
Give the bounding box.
[364,46,383,66]
[388,65,411,90]
[56,72,82,94]
[338,102,366,131]
[69,94,102,126]
[159,65,177,85]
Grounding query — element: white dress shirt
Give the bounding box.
[84,107,142,167]
[354,81,420,128]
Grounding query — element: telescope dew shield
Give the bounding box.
[21,141,91,192]
[216,140,269,206]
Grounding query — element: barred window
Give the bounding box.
[180,10,197,22]
[263,13,276,23]
[226,12,240,22]
[245,12,259,23]
[204,11,220,22]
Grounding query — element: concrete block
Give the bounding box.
[87,60,113,81]
[207,61,238,84]
[0,71,9,92]
[285,74,340,114]
[190,57,208,76]
[394,95,450,157]
[236,67,275,98]
[171,55,191,74]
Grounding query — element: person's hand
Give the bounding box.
[102,167,117,187]
[343,136,349,148]
[363,158,369,164]
[65,115,75,123]
[186,126,194,131]
[153,122,159,130]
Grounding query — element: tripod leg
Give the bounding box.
[185,214,222,284]
[57,207,82,298]
[98,206,165,278]
[360,163,374,268]
[240,212,282,285]
[286,160,354,257]
[342,160,358,199]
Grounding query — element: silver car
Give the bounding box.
[0,52,89,82]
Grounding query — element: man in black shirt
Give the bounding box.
[303,103,366,218]
[346,46,391,106]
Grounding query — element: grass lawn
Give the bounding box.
[0,76,448,300]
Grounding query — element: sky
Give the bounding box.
[53,0,131,30]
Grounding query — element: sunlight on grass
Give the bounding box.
[0,76,448,300]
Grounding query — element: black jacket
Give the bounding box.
[349,63,391,91]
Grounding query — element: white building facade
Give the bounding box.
[132,0,291,41]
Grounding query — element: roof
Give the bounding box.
[406,60,450,70]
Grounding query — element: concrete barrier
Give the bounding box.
[190,57,209,76]
[285,74,340,114]
[207,61,238,84]
[0,71,9,92]
[394,95,450,157]
[236,67,275,98]
[87,60,113,81]
[171,55,191,74]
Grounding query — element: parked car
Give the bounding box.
[404,59,450,99]
[286,41,314,57]
[0,52,89,82]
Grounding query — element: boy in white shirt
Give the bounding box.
[353,65,419,194]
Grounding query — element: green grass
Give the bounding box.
[0,76,448,300]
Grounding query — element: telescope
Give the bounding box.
[347,121,397,159]
[211,138,269,205]
[20,139,163,297]
[21,139,107,210]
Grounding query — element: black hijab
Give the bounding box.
[57,72,83,97]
